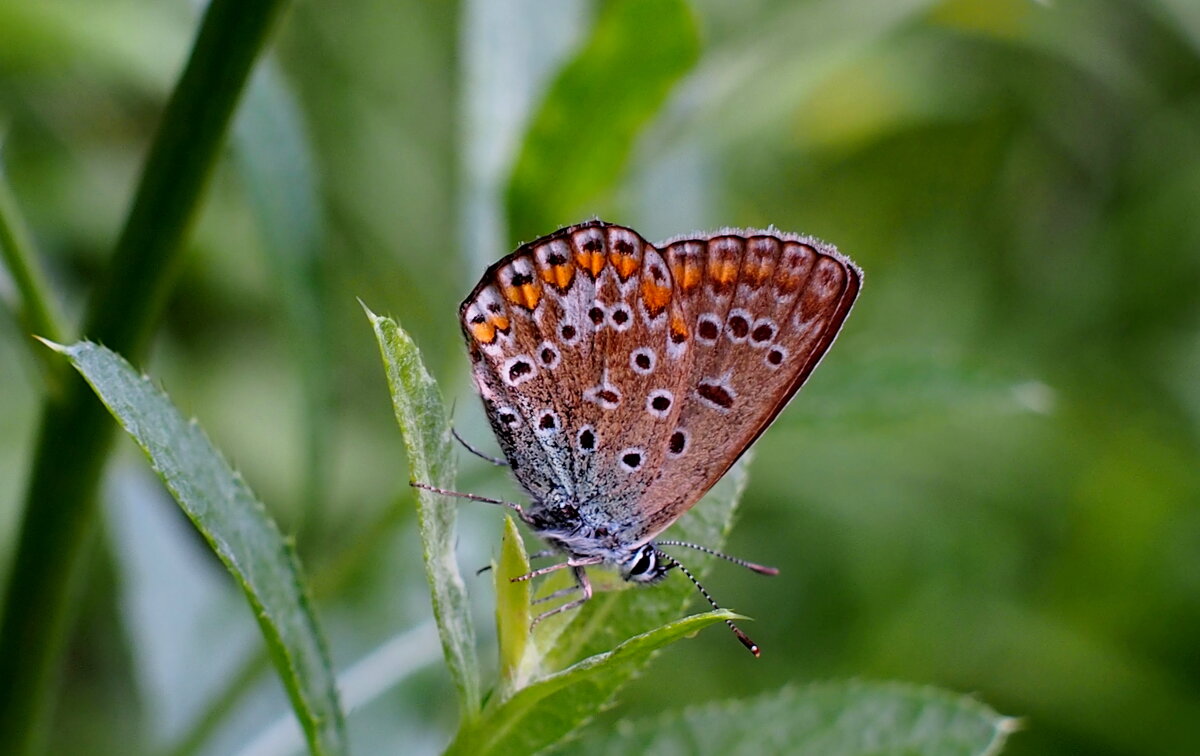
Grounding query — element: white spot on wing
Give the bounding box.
[697,313,721,346]
[536,341,561,369]
[534,409,560,436]
[584,373,622,409]
[645,389,674,418]
[630,347,657,375]
[618,447,645,472]
[501,355,537,387]
[609,303,634,331]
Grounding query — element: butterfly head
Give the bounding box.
[621,544,672,584]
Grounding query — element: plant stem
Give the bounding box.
[0,1,290,752]
[0,166,68,388]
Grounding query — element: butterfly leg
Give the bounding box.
[530,565,593,628]
[451,428,508,467]
[510,555,601,583]
[475,549,557,577]
[531,582,582,605]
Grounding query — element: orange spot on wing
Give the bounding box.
[521,284,542,309]
[539,263,575,291]
[609,251,640,280]
[744,260,771,285]
[471,321,497,343]
[490,315,510,333]
[669,314,689,342]
[711,260,738,285]
[776,271,808,294]
[504,283,542,310]
[640,280,671,315]
[776,244,816,294]
[575,250,606,277]
[670,257,702,291]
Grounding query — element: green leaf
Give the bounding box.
[646,0,941,148]
[365,306,481,718]
[558,681,1016,756]
[446,610,740,756]
[543,455,752,669]
[495,515,533,697]
[505,0,700,244]
[46,340,346,756]
[452,456,754,755]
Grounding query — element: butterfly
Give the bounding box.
[417,220,861,655]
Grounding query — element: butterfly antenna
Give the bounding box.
[655,549,762,657]
[655,540,779,576]
[410,481,524,515]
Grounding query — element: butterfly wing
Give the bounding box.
[626,229,862,542]
[461,221,860,548]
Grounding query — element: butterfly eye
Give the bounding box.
[628,549,656,579]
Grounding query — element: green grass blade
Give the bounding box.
[232,60,333,528]
[45,340,347,756]
[446,610,739,756]
[504,0,700,244]
[557,681,1017,756]
[365,306,481,719]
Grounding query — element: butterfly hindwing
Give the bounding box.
[631,230,861,541]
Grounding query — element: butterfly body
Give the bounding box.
[458,219,861,644]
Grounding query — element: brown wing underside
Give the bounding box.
[634,230,860,540]
[460,220,860,543]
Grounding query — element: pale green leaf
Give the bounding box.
[48,340,346,756]
[365,306,481,718]
[495,515,533,697]
[454,457,754,755]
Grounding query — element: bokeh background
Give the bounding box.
[2,0,1199,754]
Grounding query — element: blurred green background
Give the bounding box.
[2,0,1199,753]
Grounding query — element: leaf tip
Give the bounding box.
[998,716,1025,735]
[357,297,378,321]
[32,335,69,354]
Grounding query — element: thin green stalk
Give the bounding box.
[0,1,290,753]
[230,63,333,540]
[162,498,409,756]
[163,650,273,756]
[0,167,68,387]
